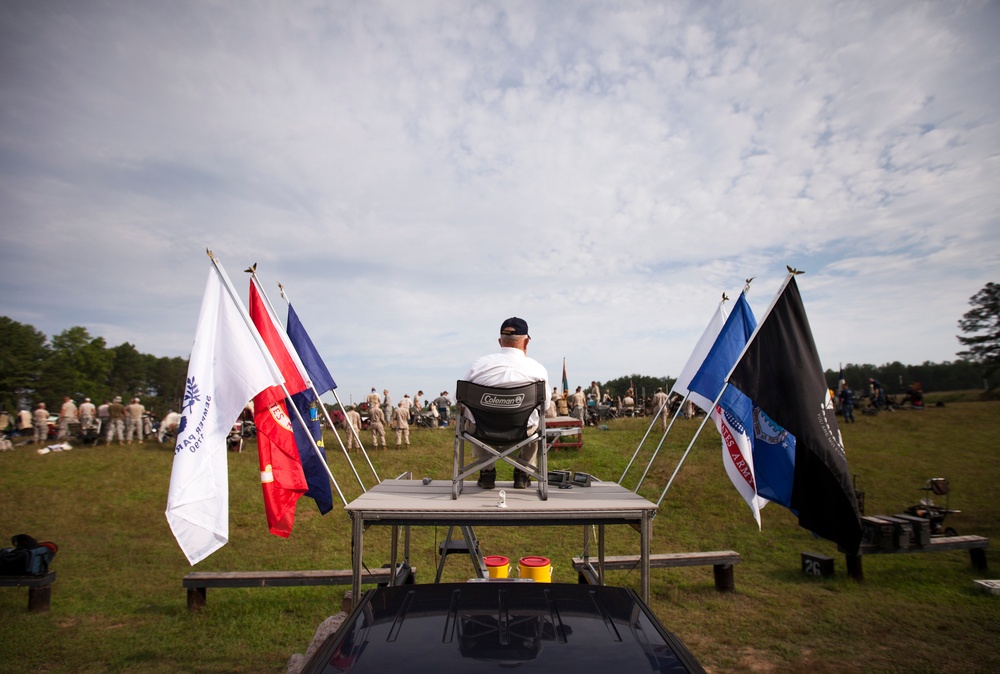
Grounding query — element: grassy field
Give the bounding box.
[1,397,998,673]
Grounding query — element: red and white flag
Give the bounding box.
[249,279,309,537]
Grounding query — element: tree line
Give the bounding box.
[0,317,188,415]
[5,280,995,417]
[595,362,986,405]
[823,361,987,396]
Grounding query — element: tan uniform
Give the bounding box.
[58,399,77,440]
[18,409,32,431]
[107,401,126,443]
[33,406,49,444]
[392,404,410,449]
[570,390,587,422]
[345,410,362,450]
[78,401,97,429]
[125,401,145,443]
[652,391,669,430]
[369,405,387,448]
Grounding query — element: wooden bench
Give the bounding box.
[843,534,988,581]
[572,551,741,592]
[0,572,56,612]
[182,566,415,611]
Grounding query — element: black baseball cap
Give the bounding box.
[500,317,529,337]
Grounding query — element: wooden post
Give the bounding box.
[27,585,51,612]
[970,547,988,571]
[713,563,736,592]
[187,586,207,612]
[846,553,864,581]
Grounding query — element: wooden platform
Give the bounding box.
[344,479,657,607]
[842,534,989,580]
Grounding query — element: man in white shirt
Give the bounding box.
[78,397,97,430]
[58,396,77,440]
[464,317,550,489]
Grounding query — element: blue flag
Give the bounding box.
[288,391,333,515]
[285,303,337,515]
[688,293,757,404]
[287,304,337,394]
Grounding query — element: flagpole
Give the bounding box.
[624,294,730,489]
[634,394,688,491]
[619,395,670,485]
[208,252,349,507]
[653,281,756,509]
[277,282,381,485]
[654,384,729,508]
[248,272,359,500]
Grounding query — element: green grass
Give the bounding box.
[1,402,999,673]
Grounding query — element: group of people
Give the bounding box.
[342,388,454,452]
[837,377,923,422]
[3,396,156,446]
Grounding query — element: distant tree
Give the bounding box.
[957,282,1000,381]
[107,342,149,398]
[37,326,113,405]
[148,355,188,412]
[825,361,984,394]
[599,374,676,400]
[0,317,50,409]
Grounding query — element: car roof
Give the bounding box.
[300,581,705,673]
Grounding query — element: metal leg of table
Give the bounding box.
[641,510,652,603]
[598,524,606,585]
[390,524,399,585]
[351,512,364,609]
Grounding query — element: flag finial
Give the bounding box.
[744,277,754,294]
[245,262,257,274]
[722,292,729,302]
[786,265,804,275]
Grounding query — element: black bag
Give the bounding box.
[0,534,57,576]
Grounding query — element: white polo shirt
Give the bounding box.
[464,347,550,426]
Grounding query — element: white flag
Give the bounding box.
[166,266,282,565]
[670,300,729,413]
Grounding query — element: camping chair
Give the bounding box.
[452,380,548,500]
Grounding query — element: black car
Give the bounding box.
[301,581,706,673]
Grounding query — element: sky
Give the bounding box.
[1,0,998,405]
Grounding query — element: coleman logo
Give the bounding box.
[481,393,525,408]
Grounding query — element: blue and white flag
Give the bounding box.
[166,266,283,564]
[671,299,730,411]
[688,293,768,527]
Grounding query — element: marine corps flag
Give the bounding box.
[727,275,862,553]
[249,281,309,537]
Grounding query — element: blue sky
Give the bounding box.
[1,1,997,404]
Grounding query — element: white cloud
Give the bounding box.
[0,0,997,401]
